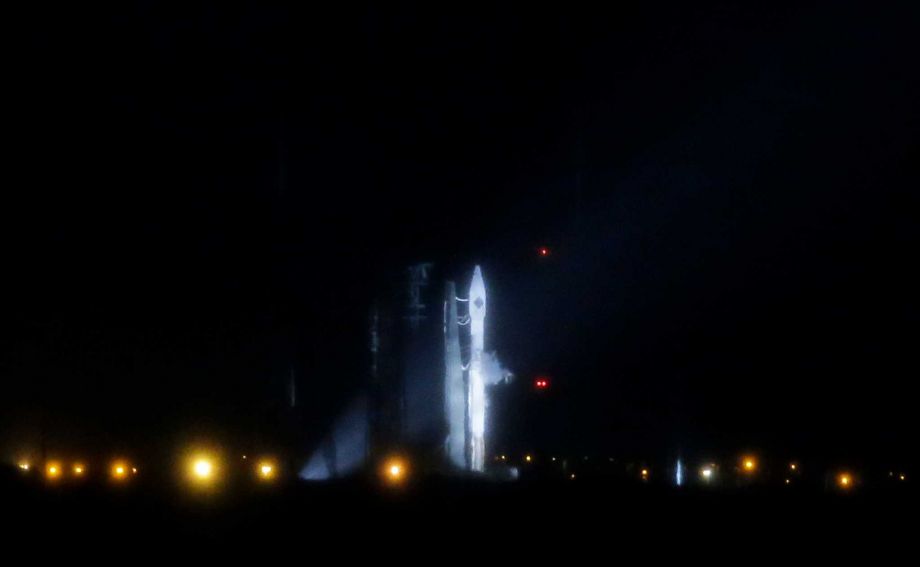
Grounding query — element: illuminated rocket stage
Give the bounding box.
[300,264,512,480]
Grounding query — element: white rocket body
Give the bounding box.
[444,281,466,468]
[468,265,487,472]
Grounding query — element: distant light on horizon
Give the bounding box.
[193,459,213,479]
[837,472,853,490]
[700,465,715,482]
[257,459,276,481]
[46,462,62,480]
[381,456,408,486]
[110,460,130,481]
[184,448,221,488]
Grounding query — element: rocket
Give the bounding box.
[468,265,487,472]
[444,281,466,468]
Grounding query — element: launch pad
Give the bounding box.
[301,263,512,480]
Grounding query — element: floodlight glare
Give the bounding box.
[193,459,213,479]
[837,472,853,490]
[256,459,276,481]
[700,465,715,482]
[46,461,63,481]
[110,461,130,481]
[381,456,409,486]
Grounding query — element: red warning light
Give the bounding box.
[534,377,550,390]
[538,246,551,257]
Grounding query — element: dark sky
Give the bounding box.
[3,3,917,466]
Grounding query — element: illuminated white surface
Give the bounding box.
[468,265,487,472]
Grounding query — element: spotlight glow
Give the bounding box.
[381,456,409,485]
[193,459,213,479]
[837,472,853,490]
[183,450,222,489]
[700,465,715,482]
[257,460,276,481]
[110,461,130,481]
[73,463,85,476]
[741,456,757,474]
[46,461,62,480]
[18,461,30,472]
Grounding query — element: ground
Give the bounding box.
[3,466,913,558]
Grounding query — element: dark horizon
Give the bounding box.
[3,3,917,469]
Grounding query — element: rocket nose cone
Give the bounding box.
[469,265,485,292]
[469,265,486,313]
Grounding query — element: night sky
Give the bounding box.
[3,3,917,467]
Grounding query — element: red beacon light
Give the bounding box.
[538,246,551,257]
[534,377,550,390]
